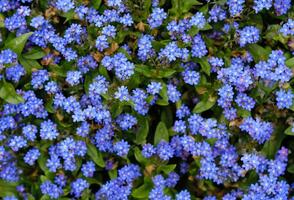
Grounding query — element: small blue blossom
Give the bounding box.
[142,143,156,158]
[40,120,59,140]
[182,69,200,85]
[238,26,260,47]
[253,0,272,12]
[81,161,96,177]
[116,113,137,131]
[66,71,82,86]
[102,25,116,38]
[276,89,293,109]
[191,34,207,58]
[6,64,25,82]
[148,8,167,28]
[173,120,186,134]
[8,136,27,151]
[24,148,40,165]
[41,180,63,199]
[70,178,89,198]
[56,0,74,12]
[227,0,245,16]
[96,35,109,51]
[235,93,256,111]
[31,69,49,89]
[138,35,155,61]
[240,117,273,144]
[167,84,181,103]
[274,0,291,15]
[176,105,190,119]
[113,140,130,157]
[147,82,162,95]
[22,124,37,141]
[189,12,206,29]
[280,19,294,36]
[156,141,174,161]
[114,86,130,101]
[208,6,226,22]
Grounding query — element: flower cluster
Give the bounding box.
[0,0,293,199]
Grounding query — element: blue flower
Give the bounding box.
[147,82,162,95]
[24,148,40,165]
[40,180,63,199]
[40,120,59,140]
[276,89,293,109]
[189,12,206,29]
[81,161,96,177]
[113,140,130,157]
[167,84,181,103]
[191,34,207,58]
[56,0,74,12]
[114,86,130,101]
[253,0,272,13]
[240,117,273,144]
[142,143,156,158]
[116,113,137,130]
[148,8,167,28]
[238,26,260,47]
[274,0,291,15]
[66,71,82,86]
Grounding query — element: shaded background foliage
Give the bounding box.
[0,0,293,199]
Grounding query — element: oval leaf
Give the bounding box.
[5,32,33,56]
[154,121,169,145]
[87,143,105,167]
[0,81,24,104]
[193,95,216,113]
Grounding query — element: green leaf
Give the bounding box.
[135,65,153,78]
[157,68,177,78]
[0,181,18,197]
[237,109,251,118]
[135,65,177,78]
[110,102,124,118]
[132,181,153,198]
[23,48,46,59]
[0,81,24,104]
[158,164,176,174]
[262,126,286,159]
[5,32,33,56]
[284,126,294,136]
[38,158,48,175]
[169,0,201,17]
[40,195,50,200]
[154,121,169,145]
[182,0,202,13]
[19,56,42,73]
[87,143,105,167]
[84,69,100,94]
[92,0,102,9]
[193,95,216,113]
[61,10,76,23]
[287,164,294,173]
[197,57,211,76]
[45,97,54,113]
[199,4,209,13]
[108,169,117,179]
[0,14,4,28]
[247,44,271,62]
[27,194,35,200]
[135,117,149,145]
[285,57,294,68]
[134,147,148,165]
[169,0,181,16]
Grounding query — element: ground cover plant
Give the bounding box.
[0,0,294,199]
